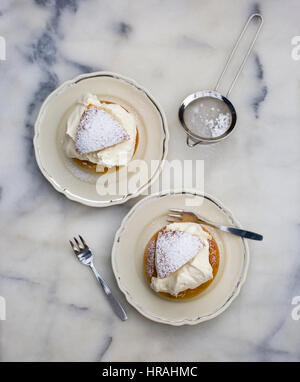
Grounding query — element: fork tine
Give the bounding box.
[168,213,182,219]
[74,237,81,249]
[79,235,87,248]
[167,218,182,223]
[69,240,78,253]
[167,215,182,222]
[169,208,184,214]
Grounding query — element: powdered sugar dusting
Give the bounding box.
[204,112,231,137]
[184,97,232,138]
[145,238,156,278]
[75,106,129,154]
[155,229,203,279]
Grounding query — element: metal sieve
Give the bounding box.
[179,13,263,147]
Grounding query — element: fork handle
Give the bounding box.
[195,215,263,241]
[216,225,263,241]
[90,264,127,321]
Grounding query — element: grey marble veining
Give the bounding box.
[0,0,300,361]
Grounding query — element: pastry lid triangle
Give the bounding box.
[155,228,203,279]
[75,106,129,154]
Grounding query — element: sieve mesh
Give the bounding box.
[183,97,232,139]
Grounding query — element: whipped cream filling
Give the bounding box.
[63,93,136,170]
[150,222,213,297]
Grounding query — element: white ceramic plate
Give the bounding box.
[112,190,249,326]
[34,72,168,207]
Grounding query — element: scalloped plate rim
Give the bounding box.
[33,71,169,207]
[111,189,250,326]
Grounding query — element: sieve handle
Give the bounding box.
[186,136,201,147]
[214,13,263,97]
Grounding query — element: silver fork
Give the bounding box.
[167,209,263,241]
[69,235,127,321]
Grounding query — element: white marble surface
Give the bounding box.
[0,0,300,362]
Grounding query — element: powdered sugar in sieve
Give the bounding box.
[183,97,232,139]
